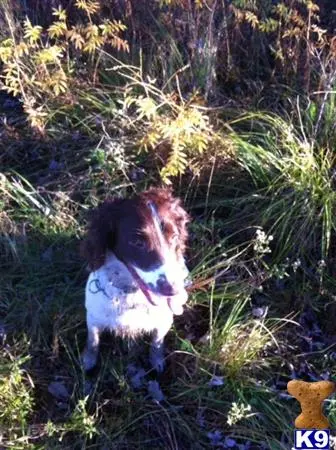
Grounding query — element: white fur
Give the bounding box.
[85,267,174,337]
[135,202,189,290]
[134,252,189,290]
[82,252,188,372]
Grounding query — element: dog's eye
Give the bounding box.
[130,238,147,250]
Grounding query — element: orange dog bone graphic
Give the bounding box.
[287,380,335,429]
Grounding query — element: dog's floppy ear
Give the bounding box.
[80,199,123,271]
[174,199,190,250]
[145,187,190,253]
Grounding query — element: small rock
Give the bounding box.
[128,167,146,182]
[49,160,63,171]
[71,131,81,141]
[278,392,292,400]
[207,430,225,447]
[41,247,53,263]
[84,380,93,396]
[56,401,68,410]
[252,307,267,319]
[198,333,210,344]
[48,381,70,401]
[208,375,225,387]
[196,407,205,428]
[147,380,165,402]
[225,437,237,448]
[321,372,330,380]
[0,321,7,345]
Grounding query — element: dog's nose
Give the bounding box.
[157,276,178,296]
[122,284,138,294]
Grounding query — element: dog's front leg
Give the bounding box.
[82,322,100,371]
[150,321,172,373]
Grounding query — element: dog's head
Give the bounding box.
[81,188,190,296]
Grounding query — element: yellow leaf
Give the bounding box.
[136,97,158,119]
[23,18,43,45]
[109,36,129,53]
[14,42,29,58]
[68,28,85,50]
[52,6,67,21]
[35,46,63,64]
[48,21,68,39]
[245,11,259,29]
[75,0,100,15]
[0,40,14,63]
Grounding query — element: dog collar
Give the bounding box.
[121,260,158,307]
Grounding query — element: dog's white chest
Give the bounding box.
[85,271,173,336]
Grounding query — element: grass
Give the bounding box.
[0,0,336,447]
[228,112,336,261]
[2,95,336,448]
[1,135,335,448]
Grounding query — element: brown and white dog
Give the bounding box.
[81,188,190,372]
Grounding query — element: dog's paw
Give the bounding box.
[150,347,165,373]
[127,363,146,389]
[81,348,98,372]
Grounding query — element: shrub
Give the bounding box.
[0,0,128,130]
[230,112,336,260]
[0,350,34,445]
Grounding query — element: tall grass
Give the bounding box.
[227,112,336,261]
[0,0,335,448]
[0,172,305,448]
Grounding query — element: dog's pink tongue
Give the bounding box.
[167,290,188,315]
[167,297,184,315]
